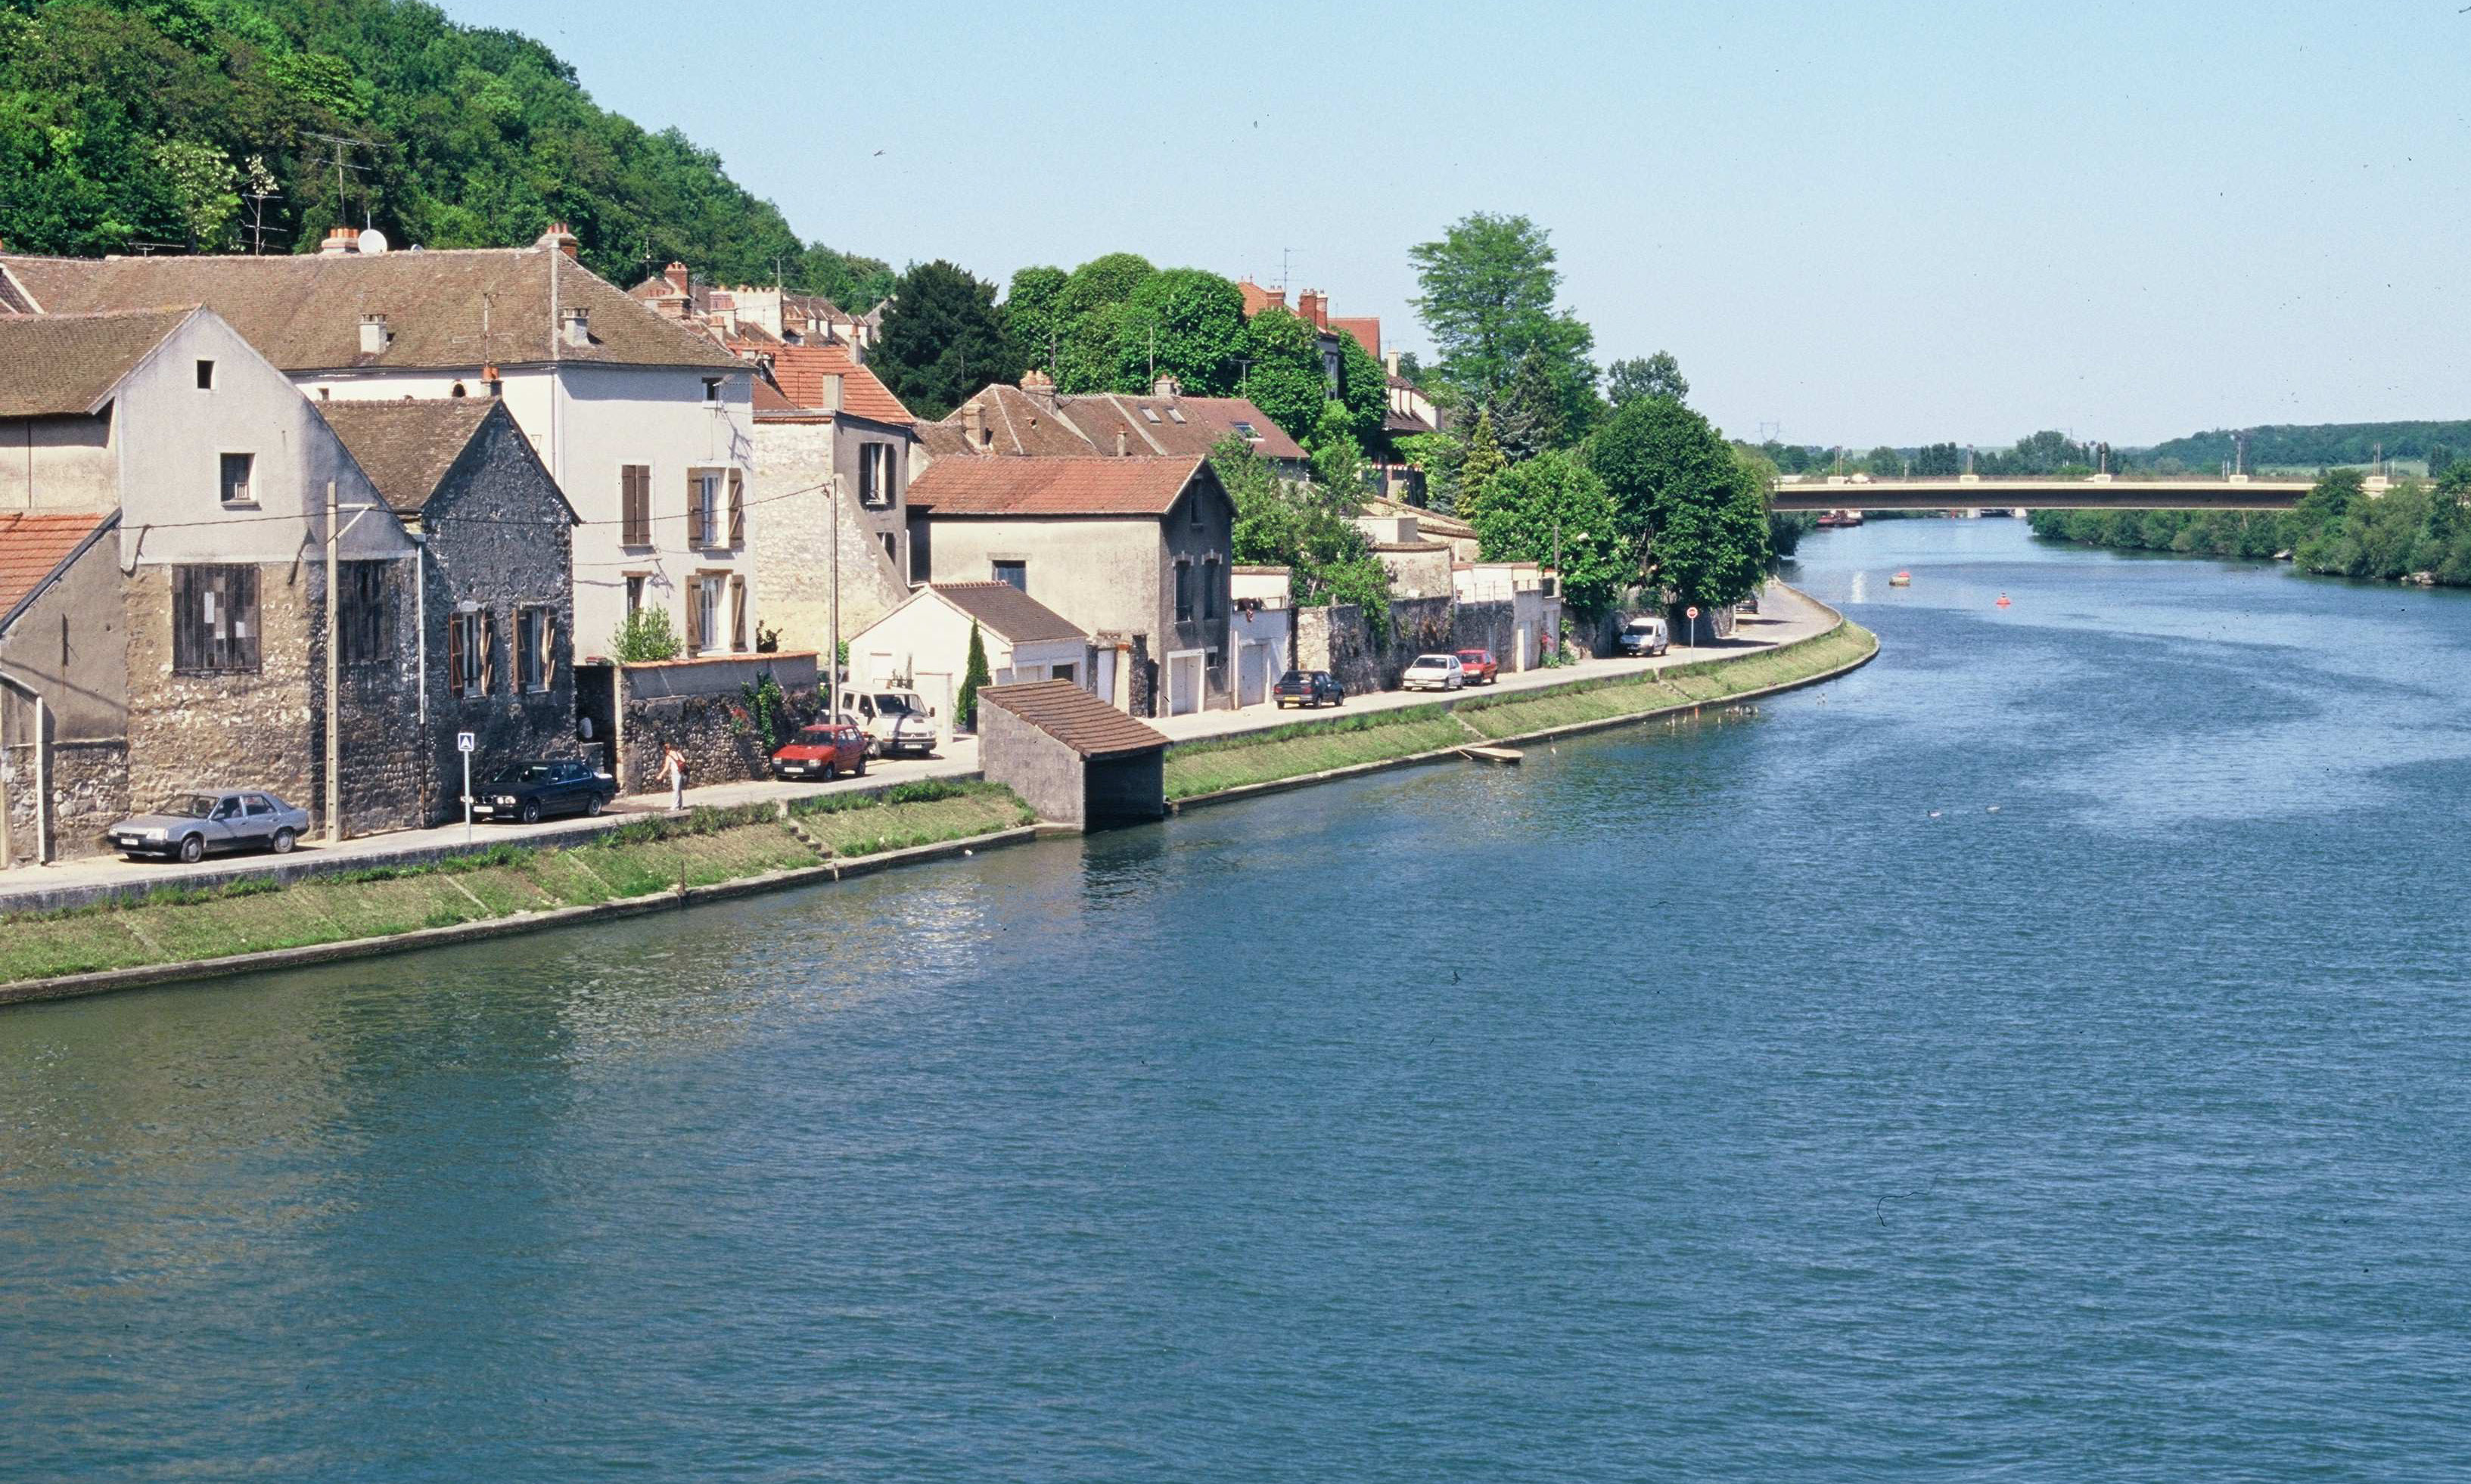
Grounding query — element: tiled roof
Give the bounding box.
[0,307,194,417]
[751,341,912,423]
[1330,316,1380,359]
[315,398,509,515]
[0,511,113,629]
[931,582,1086,644]
[931,384,1303,461]
[906,455,1205,517]
[979,678,1168,758]
[0,248,741,372]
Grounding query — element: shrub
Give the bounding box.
[610,607,682,663]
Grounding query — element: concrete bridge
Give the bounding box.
[1770,474,2334,512]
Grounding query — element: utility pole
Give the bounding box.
[325,480,342,845]
[828,473,844,720]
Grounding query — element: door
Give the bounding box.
[1095,648,1117,708]
[207,795,247,849]
[1513,622,1531,672]
[1238,642,1270,706]
[1167,653,1203,716]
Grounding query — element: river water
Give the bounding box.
[5,520,2470,1480]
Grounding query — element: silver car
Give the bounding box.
[110,790,312,864]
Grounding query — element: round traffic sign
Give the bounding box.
[1686,605,1699,619]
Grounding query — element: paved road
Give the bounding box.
[0,583,1832,908]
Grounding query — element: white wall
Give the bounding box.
[0,416,114,512]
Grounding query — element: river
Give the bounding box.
[5,519,2470,1480]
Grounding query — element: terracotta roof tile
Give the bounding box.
[1330,316,1381,359]
[931,582,1086,644]
[0,511,113,628]
[0,307,194,417]
[907,456,1205,517]
[0,249,741,372]
[749,341,911,423]
[980,678,1168,758]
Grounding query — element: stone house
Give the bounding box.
[0,306,427,862]
[314,399,581,823]
[847,582,1090,722]
[0,509,123,865]
[746,342,918,654]
[918,371,1308,481]
[976,679,1168,831]
[903,455,1237,717]
[1,224,758,667]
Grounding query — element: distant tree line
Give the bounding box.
[2030,463,2471,588]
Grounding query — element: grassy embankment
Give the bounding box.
[1162,619,1876,801]
[0,782,1031,987]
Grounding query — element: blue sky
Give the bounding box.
[438,0,2469,448]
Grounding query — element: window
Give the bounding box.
[625,575,647,616]
[243,796,272,818]
[172,565,260,672]
[859,443,894,508]
[1167,408,1186,424]
[1203,558,1221,620]
[195,359,215,390]
[621,465,651,546]
[992,560,1027,592]
[1232,421,1255,439]
[446,611,491,697]
[219,452,254,506]
[702,377,723,405]
[1141,408,1160,424]
[879,532,897,566]
[688,469,723,547]
[517,606,555,693]
[1189,491,1204,527]
[1051,663,1076,686]
[340,560,393,665]
[1174,560,1194,622]
[689,575,725,654]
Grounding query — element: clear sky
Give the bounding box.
[437,0,2469,449]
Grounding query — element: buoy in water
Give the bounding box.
[1890,570,1912,587]
[1995,593,2012,609]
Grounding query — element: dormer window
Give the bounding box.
[194,359,214,390]
[1167,408,1186,424]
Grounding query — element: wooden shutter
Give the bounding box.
[727,469,744,546]
[729,576,746,651]
[685,586,703,654]
[543,613,559,692]
[446,616,465,697]
[479,613,496,696]
[685,470,706,547]
[628,467,653,545]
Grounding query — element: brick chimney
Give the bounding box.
[664,261,690,294]
[1020,368,1055,408]
[961,399,987,450]
[1296,289,1327,328]
[1152,373,1180,400]
[536,221,578,258]
[319,225,359,256]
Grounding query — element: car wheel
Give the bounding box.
[520,799,542,824]
[822,761,838,782]
[853,759,866,778]
[178,834,205,865]
[586,793,605,817]
[272,827,297,855]
[866,737,882,759]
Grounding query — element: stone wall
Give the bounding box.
[749,415,914,656]
[614,655,822,795]
[1295,595,1457,695]
[977,701,1081,825]
[2,737,128,865]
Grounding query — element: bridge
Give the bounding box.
[1769,474,2330,512]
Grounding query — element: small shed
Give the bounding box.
[978,678,1169,830]
[847,582,1091,725]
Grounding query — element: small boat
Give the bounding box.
[1889,570,1911,587]
[1460,745,1523,766]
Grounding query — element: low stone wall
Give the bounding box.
[2,737,129,866]
[614,657,822,796]
[1295,595,1459,694]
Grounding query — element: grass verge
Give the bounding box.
[1162,706,1472,799]
[0,787,1033,989]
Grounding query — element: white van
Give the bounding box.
[839,687,938,758]
[1618,616,1670,657]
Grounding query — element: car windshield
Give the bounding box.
[1278,672,1305,685]
[873,693,913,714]
[1410,657,1447,668]
[513,763,556,783]
[797,726,840,741]
[157,795,220,818]
[1457,650,1486,660]
[1627,620,1657,632]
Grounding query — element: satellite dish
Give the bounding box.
[356,227,390,256]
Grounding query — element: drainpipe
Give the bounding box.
[0,669,50,866]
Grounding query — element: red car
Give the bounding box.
[1455,647,1500,685]
[770,722,869,781]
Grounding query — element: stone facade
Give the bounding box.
[751,413,915,656]
[1,737,127,865]
[612,653,821,795]
[1295,595,1457,695]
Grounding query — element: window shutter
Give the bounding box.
[543,613,558,692]
[728,469,744,546]
[685,588,703,653]
[447,616,465,697]
[686,470,705,547]
[480,613,496,696]
[730,576,746,651]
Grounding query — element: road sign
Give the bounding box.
[1686,606,1699,619]
[456,731,475,753]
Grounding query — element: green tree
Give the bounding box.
[1488,345,1568,461]
[1307,402,1371,498]
[149,138,240,250]
[1464,451,1628,613]
[1211,436,1393,640]
[1864,445,1905,477]
[1004,265,1069,371]
[1111,268,1248,394]
[956,621,991,731]
[1647,449,1773,608]
[1459,408,1507,514]
[1408,210,1599,418]
[1605,352,1688,408]
[870,260,1023,421]
[1239,306,1328,440]
[1332,328,1389,442]
[1590,395,1736,555]
[609,606,681,663]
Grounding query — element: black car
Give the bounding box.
[471,758,616,824]
[1273,669,1345,709]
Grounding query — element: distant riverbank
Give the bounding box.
[2028,470,2471,588]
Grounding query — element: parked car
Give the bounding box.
[841,687,938,758]
[1454,647,1500,685]
[110,790,310,863]
[473,758,616,824]
[1273,670,1345,708]
[772,722,869,781]
[1403,653,1467,691]
[1620,616,1671,657]
[1736,589,1761,615]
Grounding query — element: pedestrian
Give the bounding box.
[662,744,687,812]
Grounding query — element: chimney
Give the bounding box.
[1114,426,1128,458]
[664,260,690,294]
[358,313,390,355]
[1385,350,1400,378]
[961,399,986,449]
[561,307,590,349]
[1020,368,1055,408]
[1152,373,1180,400]
[536,221,578,259]
[320,225,359,256]
[1297,290,1326,328]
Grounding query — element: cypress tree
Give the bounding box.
[957,621,992,731]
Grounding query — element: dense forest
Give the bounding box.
[2137,421,2471,475]
[2029,464,2471,589]
[0,0,888,303]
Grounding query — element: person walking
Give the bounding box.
[662,744,688,812]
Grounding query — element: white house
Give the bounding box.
[847,582,1090,725]
[0,225,757,663]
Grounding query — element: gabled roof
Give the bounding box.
[979,678,1168,758]
[930,582,1086,644]
[314,398,576,521]
[0,249,741,372]
[929,382,1303,462]
[0,511,116,632]
[906,455,1209,518]
[0,306,196,417]
[748,341,912,424]
[1330,316,1380,359]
